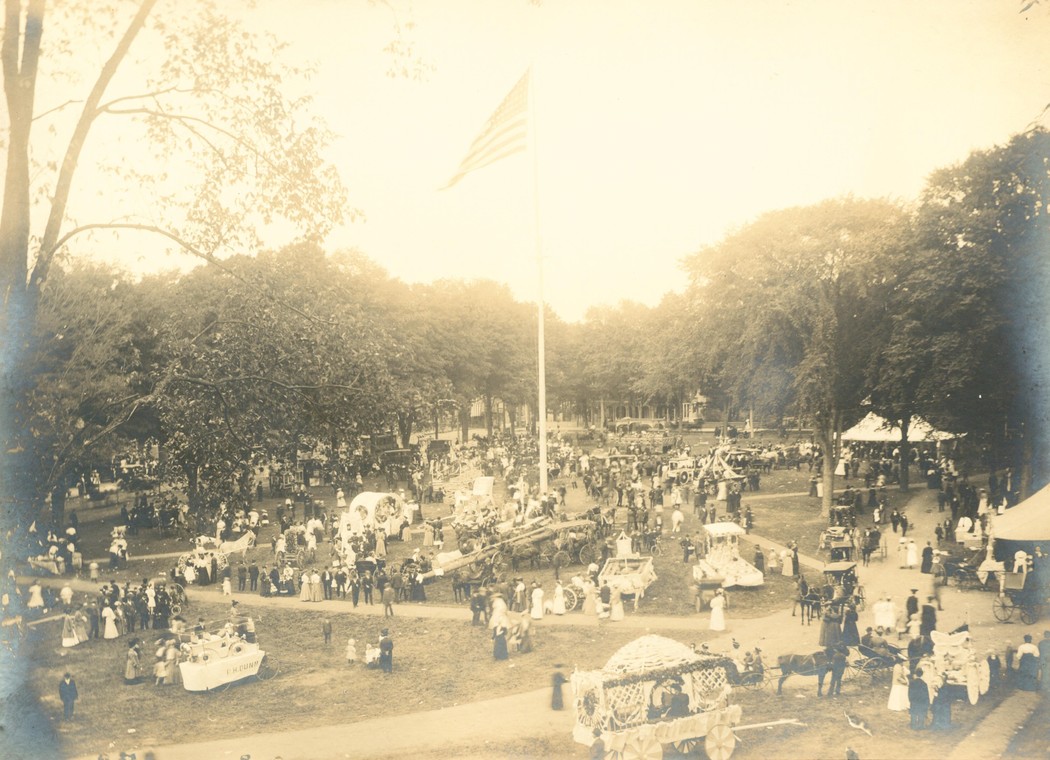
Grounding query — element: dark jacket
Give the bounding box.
[59,677,78,703]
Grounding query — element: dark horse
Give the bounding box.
[777,650,831,696]
[792,591,823,625]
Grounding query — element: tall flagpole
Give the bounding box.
[529,65,548,497]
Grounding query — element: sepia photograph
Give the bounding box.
[1,1,1049,758]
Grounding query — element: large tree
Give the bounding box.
[1,0,346,528]
[684,198,909,514]
[912,128,1050,496]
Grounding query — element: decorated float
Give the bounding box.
[177,616,277,692]
[693,522,764,589]
[571,635,742,760]
[921,628,990,705]
[335,491,415,549]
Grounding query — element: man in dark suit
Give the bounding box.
[59,673,78,720]
[237,563,248,592]
[248,561,259,592]
[379,628,394,673]
[908,668,930,729]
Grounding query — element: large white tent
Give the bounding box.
[993,483,1050,542]
[840,412,958,443]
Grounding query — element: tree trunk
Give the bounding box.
[458,407,470,443]
[484,395,494,437]
[816,422,835,518]
[898,417,911,492]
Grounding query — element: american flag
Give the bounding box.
[443,70,530,189]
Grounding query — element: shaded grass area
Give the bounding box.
[25,600,674,757]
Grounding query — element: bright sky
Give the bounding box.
[39,0,1050,322]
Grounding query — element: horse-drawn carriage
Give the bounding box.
[599,556,658,605]
[177,615,278,692]
[818,526,856,562]
[571,635,743,760]
[425,517,598,585]
[992,566,1047,624]
[176,530,256,579]
[820,561,865,610]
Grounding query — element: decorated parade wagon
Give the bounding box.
[571,635,742,760]
[692,522,764,589]
[177,616,277,692]
[921,628,990,705]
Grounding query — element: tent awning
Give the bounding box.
[993,483,1050,541]
[840,412,959,443]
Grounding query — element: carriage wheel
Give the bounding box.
[934,564,949,586]
[491,557,507,575]
[671,738,702,754]
[578,544,597,565]
[538,548,554,567]
[992,595,1014,622]
[553,550,572,569]
[215,552,229,572]
[857,658,885,684]
[1019,605,1037,625]
[176,553,191,573]
[622,732,663,760]
[170,602,182,616]
[562,587,578,611]
[256,655,279,681]
[740,673,768,691]
[704,724,736,760]
[966,662,980,705]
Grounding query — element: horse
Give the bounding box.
[777,650,832,696]
[219,529,257,563]
[792,591,824,625]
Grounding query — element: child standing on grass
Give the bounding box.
[322,617,332,645]
[153,655,166,686]
[345,637,357,665]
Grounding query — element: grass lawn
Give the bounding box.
[22,595,1017,760]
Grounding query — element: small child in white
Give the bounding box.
[345,637,357,665]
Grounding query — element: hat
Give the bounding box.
[381,628,389,636]
[910,588,918,592]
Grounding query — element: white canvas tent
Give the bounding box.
[336,492,413,552]
[993,483,1050,542]
[840,412,958,443]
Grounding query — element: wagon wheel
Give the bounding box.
[704,723,736,760]
[537,547,554,568]
[256,655,279,681]
[491,556,508,576]
[739,672,767,691]
[1019,604,1038,625]
[621,732,663,760]
[853,586,866,611]
[578,543,597,565]
[215,552,229,572]
[978,659,991,695]
[670,738,702,754]
[170,602,183,616]
[966,662,980,705]
[175,553,191,573]
[553,550,572,569]
[992,594,1014,622]
[856,658,885,684]
[562,587,578,611]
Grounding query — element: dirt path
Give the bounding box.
[71,686,575,760]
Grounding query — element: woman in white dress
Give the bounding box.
[709,589,727,631]
[375,530,387,559]
[310,569,323,602]
[887,661,910,711]
[781,551,793,577]
[581,580,597,616]
[300,571,312,602]
[897,539,908,568]
[906,539,918,569]
[101,604,119,639]
[552,582,566,615]
[336,488,346,508]
[609,587,625,622]
[530,584,545,620]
